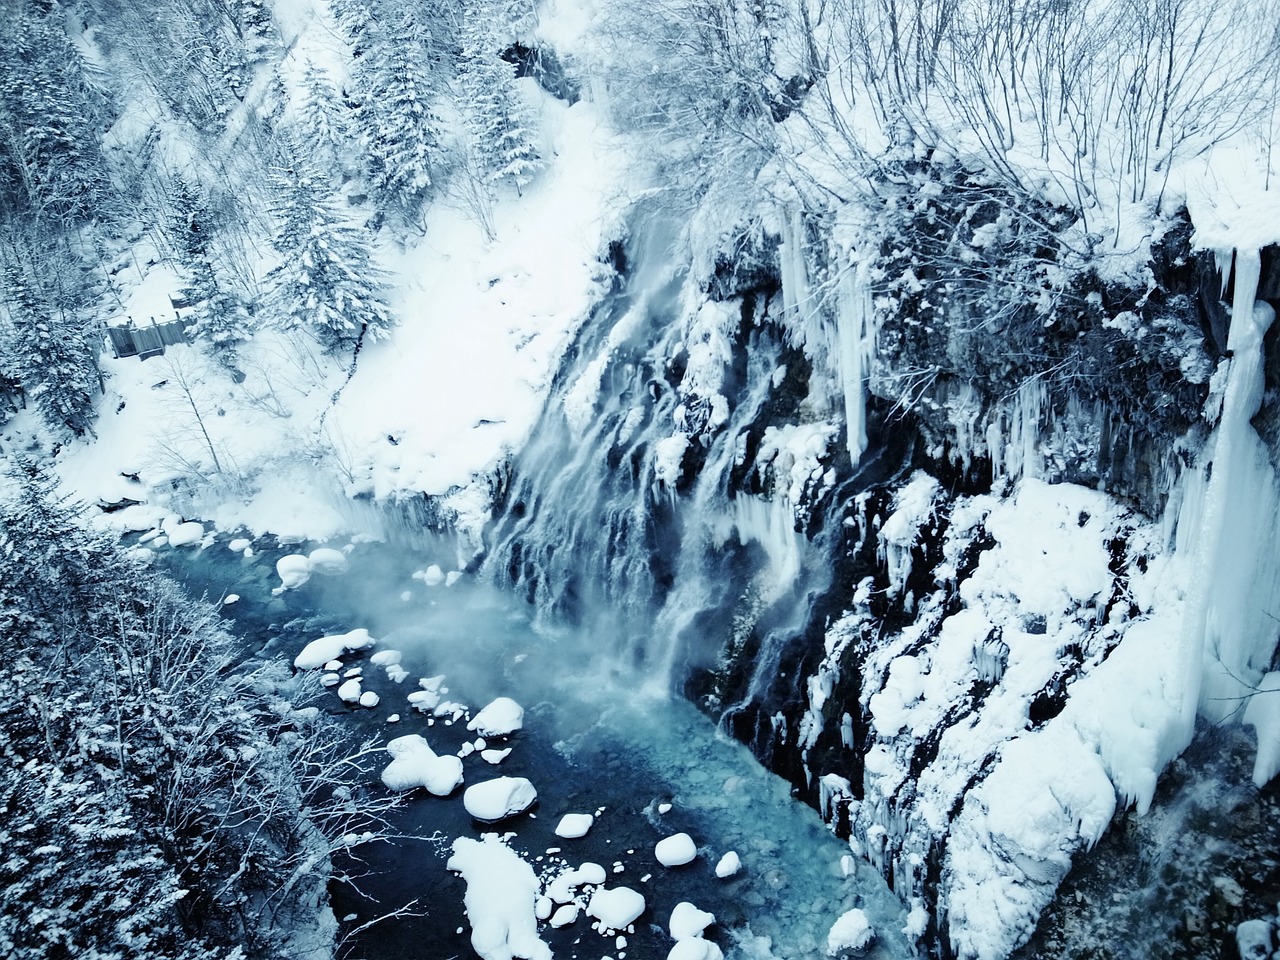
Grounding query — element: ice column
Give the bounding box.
[1175,248,1280,752]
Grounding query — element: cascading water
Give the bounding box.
[485,203,853,702]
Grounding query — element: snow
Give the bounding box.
[358,690,380,708]
[162,517,205,547]
[293,628,376,669]
[827,909,874,954]
[1243,673,1280,787]
[52,29,634,554]
[586,886,646,932]
[713,852,740,878]
[276,554,312,590]
[655,833,697,867]
[447,835,552,960]
[667,940,724,960]
[463,776,538,821]
[336,678,362,703]
[669,902,715,940]
[380,734,464,796]
[417,564,446,586]
[555,813,594,839]
[308,547,349,575]
[467,697,525,737]
[546,862,607,903]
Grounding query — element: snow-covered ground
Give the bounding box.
[43,0,632,556]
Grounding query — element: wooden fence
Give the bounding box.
[106,318,189,359]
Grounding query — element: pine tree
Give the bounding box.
[0,11,113,225]
[265,164,396,352]
[0,259,100,437]
[352,13,448,216]
[457,8,543,194]
[295,59,353,175]
[165,178,254,353]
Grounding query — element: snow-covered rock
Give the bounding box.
[336,679,362,703]
[655,832,697,866]
[163,517,205,547]
[463,776,537,821]
[587,886,646,931]
[550,903,580,928]
[293,628,377,669]
[554,813,594,838]
[358,690,380,708]
[827,908,874,954]
[546,863,607,903]
[467,697,525,737]
[380,734,464,796]
[275,554,312,590]
[308,547,350,575]
[714,851,740,878]
[670,902,715,940]
[668,939,724,960]
[228,537,252,552]
[448,836,551,960]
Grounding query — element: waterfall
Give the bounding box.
[484,203,851,703]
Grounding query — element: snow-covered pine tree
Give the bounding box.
[265,162,395,352]
[352,13,448,218]
[0,258,100,437]
[0,10,113,225]
[295,59,353,175]
[457,6,543,194]
[165,178,255,353]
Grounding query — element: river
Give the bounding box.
[151,532,910,960]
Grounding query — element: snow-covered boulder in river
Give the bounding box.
[448,836,551,960]
[380,734,464,796]
[463,776,537,821]
[293,628,376,669]
[467,697,525,737]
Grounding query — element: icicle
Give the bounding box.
[835,262,877,465]
[987,379,1045,483]
[1214,248,1234,298]
[779,209,813,339]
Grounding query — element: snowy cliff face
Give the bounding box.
[483,191,1280,957]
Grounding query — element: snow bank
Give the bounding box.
[464,777,538,821]
[293,628,376,669]
[448,835,551,960]
[380,734,464,796]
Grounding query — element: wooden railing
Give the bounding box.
[106,317,188,359]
